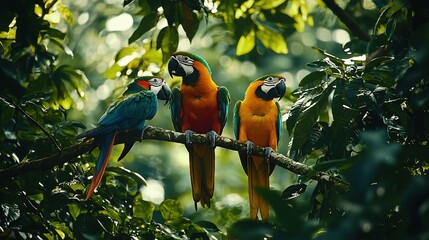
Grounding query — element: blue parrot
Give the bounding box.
[77,76,171,200]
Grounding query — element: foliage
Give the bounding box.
[1,0,429,239]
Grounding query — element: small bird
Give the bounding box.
[77,76,171,200]
[233,74,286,220]
[168,51,230,209]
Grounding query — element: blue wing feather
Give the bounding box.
[233,100,241,140]
[276,101,282,144]
[217,86,230,134]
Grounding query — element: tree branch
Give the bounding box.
[322,0,370,41]
[0,126,349,190]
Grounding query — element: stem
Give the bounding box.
[322,0,370,41]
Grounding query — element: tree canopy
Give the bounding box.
[1,0,429,239]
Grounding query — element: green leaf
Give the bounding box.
[290,86,332,151]
[67,203,81,221]
[159,199,183,221]
[58,3,74,27]
[129,12,158,44]
[236,29,255,56]
[254,0,287,9]
[180,3,200,41]
[286,93,311,134]
[281,183,307,200]
[196,220,221,232]
[256,27,288,54]
[228,219,274,240]
[365,56,394,71]
[1,203,20,225]
[299,71,326,87]
[363,70,396,87]
[157,26,179,62]
[133,195,155,222]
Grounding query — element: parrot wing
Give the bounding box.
[170,87,182,132]
[233,100,249,174]
[98,91,158,128]
[84,91,158,199]
[276,101,282,144]
[217,86,230,135]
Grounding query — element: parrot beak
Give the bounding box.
[267,80,286,101]
[157,81,172,105]
[168,56,186,77]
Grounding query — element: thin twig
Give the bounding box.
[4,97,62,151]
[322,0,370,41]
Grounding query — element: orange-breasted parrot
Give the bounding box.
[77,76,171,200]
[168,51,230,209]
[233,75,286,220]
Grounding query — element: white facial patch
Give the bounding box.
[149,78,164,94]
[176,55,195,76]
[261,76,279,93]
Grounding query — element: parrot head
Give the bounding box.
[252,74,286,101]
[126,76,172,104]
[168,51,212,85]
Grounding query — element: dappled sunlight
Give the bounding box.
[141,179,165,204]
[106,13,133,32]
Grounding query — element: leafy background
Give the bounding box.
[1,0,429,239]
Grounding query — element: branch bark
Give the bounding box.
[322,0,370,41]
[0,126,349,190]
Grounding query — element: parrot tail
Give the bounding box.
[85,132,117,200]
[189,144,215,209]
[248,156,270,220]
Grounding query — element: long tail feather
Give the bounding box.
[248,156,270,220]
[85,132,117,200]
[189,144,215,209]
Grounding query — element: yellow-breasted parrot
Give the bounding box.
[77,76,171,200]
[233,74,286,220]
[168,51,230,209]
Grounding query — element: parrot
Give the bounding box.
[77,76,172,200]
[168,51,230,209]
[233,74,286,220]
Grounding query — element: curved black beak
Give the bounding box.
[157,82,172,105]
[267,80,286,101]
[168,56,186,77]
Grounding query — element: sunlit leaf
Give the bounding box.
[159,199,183,221]
[236,29,255,56]
[57,3,74,27]
[256,27,288,54]
[255,0,287,9]
[133,195,155,222]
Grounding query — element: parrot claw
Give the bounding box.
[246,141,254,161]
[140,125,150,141]
[185,130,195,147]
[264,147,274,164]
[207,131,217,148]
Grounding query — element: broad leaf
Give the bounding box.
[236,29,255,56]
[159,199,183,221]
